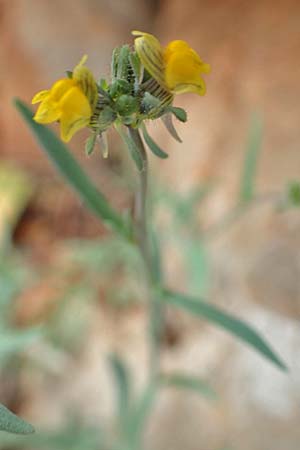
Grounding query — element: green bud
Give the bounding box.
[115,95,138,116]
[117,45,130,80]
[109,79,131,98]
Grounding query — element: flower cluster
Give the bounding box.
[32,31,210,154]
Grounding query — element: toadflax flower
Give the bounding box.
[132,31,210,96]
[32,56,98,142]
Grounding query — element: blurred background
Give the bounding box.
[1,0,300,449]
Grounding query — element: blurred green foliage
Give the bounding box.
[6,103,293,450]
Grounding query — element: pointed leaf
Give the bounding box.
[108,354,131,424]
[14,99,129,238]
[167,106,187,122]
[161,114,182,143]
[98,133,109,159]
[159,373,217,400]
[85,133,97,156]
[141,124,168,159]
[126,382,157,447]
[115,123,144,171]
[0,404,34,435]
[163,290,287,371]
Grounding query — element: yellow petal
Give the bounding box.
[172,82,206,96]
[164,40,190,62]
[60,115,90,142]
[33,99,60,123]
[59,86,91,142]
[49,78,76,101]
[132,30,166,87]
[32,90,49,104]
[165,49,207,95]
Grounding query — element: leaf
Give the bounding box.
[0,327,43,364]
[163,290,287,371]
[85,133,97,156]
[167,106,187,122]
[108,354,131,425]
[161,113,182,143]
[117,45,130,80]
[99,133,109,159]
[240,113,263,203]
[141,124,168,159]
[159,373,217,400]
[0,404,34,435]
[15,99,129,238]
[115,123,144,171]
[0,419,103,449]
[129,52,142,89]
[181,239,209,296]
[125,382,157,448]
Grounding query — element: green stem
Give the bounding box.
[128,127,162,381]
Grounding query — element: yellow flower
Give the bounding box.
[132,31,210,96]
[32,56,98,142]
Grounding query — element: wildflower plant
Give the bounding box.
[11,31,287,446]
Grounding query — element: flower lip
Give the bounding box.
[132,30,210,96]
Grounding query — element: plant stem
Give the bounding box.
[128,127,162,381]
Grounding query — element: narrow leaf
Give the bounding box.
[108,354,130,424]
[0,404,34,435]
[115,123,144,171]
[126,382,157,447]
[160,373,216,400]
[161,114,182,143]
[141,124,168,159]
[98,133,109,159]
[85,133,97,156]
[163,290,287,371]
[240,113,263,203]
[15,99,128,238]
[167,106,187,122]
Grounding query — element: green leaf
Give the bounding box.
[125,382,157,448]
[159,373,216,400]
[163,290,287,371]
[108,354,131,425]
[0,419,104,449]
[141,124,168,159]
[111,47,120,81]
[14,99,129,238]
[129,51,142,91]
[115,123,144,171]
[85,133,97,156]
[161,113,182,143]
[0,404,34,435]
[167,106,187,122]
[240,113,263,203]
[181,239,209,296]
[117,45,130,80]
